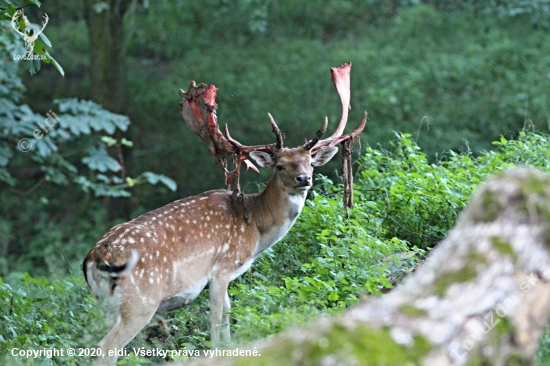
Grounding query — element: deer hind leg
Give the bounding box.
[221,290,231,343]
[208,275,231,348]
[94,307,157,366]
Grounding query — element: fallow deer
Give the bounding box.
[83,63,366,365]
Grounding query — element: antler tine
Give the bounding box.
[11,11,27,38]
[311,63,354,152]
[328,111,368,147]
[267,113,284,150]
[30,13,49,41]
[303,117,328,150]
[224,123,280,156]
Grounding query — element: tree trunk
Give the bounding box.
[178,166,550,366]
[83,0,128,113]
[83,0,132,219]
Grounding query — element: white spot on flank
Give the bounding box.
[206,216,210,221]
[149,278,154,284]
[128,237,135,244]
[222,243,229,253]
[141,238,144,243]
[146,232,151,237]
[163,256,167,262]
[152,217,156,221]
[156,251,159,257]
[199,197,208,200]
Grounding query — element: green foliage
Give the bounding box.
[105,3,550,205]
[1,0,64,75]
[3,1,550,364]
[355,131,550,249]
[0,274,103,366]
[2,132,550,364]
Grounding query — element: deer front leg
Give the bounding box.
[209,276,230,348]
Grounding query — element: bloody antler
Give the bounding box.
[180,63,366,218]
[302,63,367,217]
[303,63,367,152]
[179,82,284,193]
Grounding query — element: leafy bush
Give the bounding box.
[2,131,550,364]
[0,274,103,366]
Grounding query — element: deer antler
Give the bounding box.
[302,63,368,217]
[303,63,367,152]
[27,13,49,43]
[11,11,27,39]
[179,82,284,192]
[11,11,49,54]
[180,63,366,217]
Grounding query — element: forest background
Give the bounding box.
[1,0,550,365]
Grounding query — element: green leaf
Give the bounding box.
[38,31,51,48]
[82,145,121,173]
[120,138,133,147]
[142,171,177,191]
[22,59,41,75]
[101,136,118,147]
[44,52,64,76]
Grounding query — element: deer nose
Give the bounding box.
[296,174,311,186]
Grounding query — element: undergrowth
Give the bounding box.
[2,131,550,365]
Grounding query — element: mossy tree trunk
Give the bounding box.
[177,167,550,366]
[83,0,132,219]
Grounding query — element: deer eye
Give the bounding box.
[276,165,285,171]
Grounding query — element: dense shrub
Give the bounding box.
[2,131,550,365]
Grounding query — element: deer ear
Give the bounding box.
[312,146,338,167]
[248,151,276,169]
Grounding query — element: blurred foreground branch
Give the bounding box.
[176,166,550,366]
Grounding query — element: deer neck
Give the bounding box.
[245,175,307,255]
